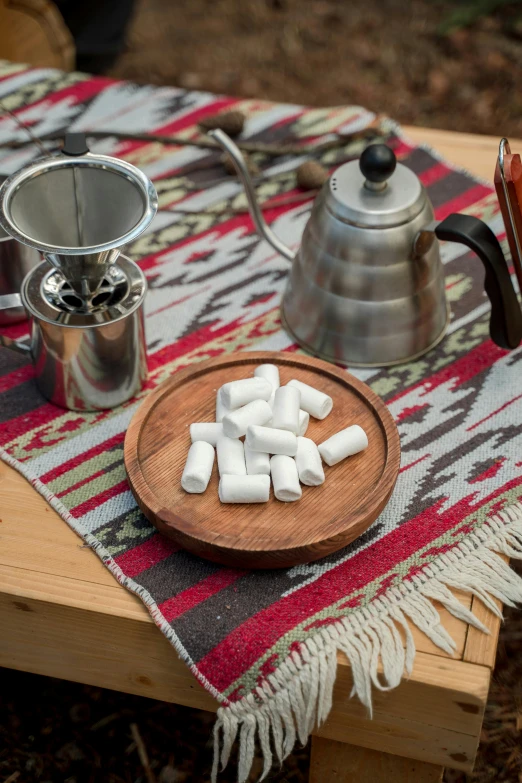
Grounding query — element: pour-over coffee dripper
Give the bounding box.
[0,134,158,410]
[0,133,157,302]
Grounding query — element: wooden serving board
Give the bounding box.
[124,352,400,569]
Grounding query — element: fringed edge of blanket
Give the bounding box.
[212,501,522,783]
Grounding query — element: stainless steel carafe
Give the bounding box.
[0,256,148,411]
[211,131,522,366]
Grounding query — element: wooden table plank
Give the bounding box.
[0,587,489,771]
[310,739,444,783]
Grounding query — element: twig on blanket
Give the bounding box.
[0,102,50,157]
[130,723,156,783]
[1,117,385,158]
[159,189,319,217]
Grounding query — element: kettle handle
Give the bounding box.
[434,213,522,350]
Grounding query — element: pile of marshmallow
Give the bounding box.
[181,364,368,503]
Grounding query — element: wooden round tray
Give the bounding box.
[124,352,400,569]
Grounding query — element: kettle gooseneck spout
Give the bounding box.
[209,129,295,262]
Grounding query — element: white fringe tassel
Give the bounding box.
[211,502,522,783]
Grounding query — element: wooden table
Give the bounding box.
[0,127,513,782]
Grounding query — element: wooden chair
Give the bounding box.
[0,0,74,71]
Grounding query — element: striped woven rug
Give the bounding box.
[1,62,522,782]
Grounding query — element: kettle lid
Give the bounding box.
[325,144,426,228]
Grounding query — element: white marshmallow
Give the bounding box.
[219,474,270,503]
[190,422,223,446]
[271,386,301,433]
[246,425,297,457]
[295,436,325,486]
[216,390,228,423]
[181,441,214,493]
[270,455,302,502]
[287,379,333,420]
[254,364,280,407]
[220,378,272,410]
[299,410,310,436]
[318,424,368,466]
[216,436,247,475]
[245,444,271,475]
[222,399,272,439]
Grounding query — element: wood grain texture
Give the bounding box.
[463,564,505,669]
[310,738,444,783]
[0,585,489,771]
[124,351,400,569]
[0,0,74,70]
[494,142,522,294]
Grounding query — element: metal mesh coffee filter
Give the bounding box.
[0,150,157,302]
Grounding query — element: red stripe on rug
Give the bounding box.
[390,339,507,406]
[435,184,491,221]
[11,76,114,118]
[0,405,64,448]
[40,432,126,484]
[467,393,522,432]
[399,454,430,473]
[0,363,34,393]
[419,162,452,187]
[0,320,30,341]
[196,475,522,691]
[159,568,248,622]
[70,479,129,518]
[147,317,244,372]
[114,534,181,578]
[117,98,238,156]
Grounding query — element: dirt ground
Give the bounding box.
[110,0,522,137]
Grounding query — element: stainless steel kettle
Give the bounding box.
[211,130,522,366]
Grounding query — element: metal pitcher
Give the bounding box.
[211,130,522,366]
[0,256,148,411]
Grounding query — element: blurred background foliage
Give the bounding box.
[107,0,522,136]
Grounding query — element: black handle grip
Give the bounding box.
[62,133,89,156]
[435,213,522,349]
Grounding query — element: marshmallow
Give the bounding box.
[245,444,271,475]
[254,364,280,407]
[318,424,368,466]
[190,422,223,446]
[216,436,247,475]
[220,378,272,410]
[219,474,270,504]
[216,390,228,423]
[299,410,310,436]
[270,455,302,502]
[222,399,272,439]
[287,379,333,420]
[246,425,297,457]
[181,441,214,493]
[295,436,325,486]
[271,386,301,434]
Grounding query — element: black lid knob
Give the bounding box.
[62,133,89,156]
[359,144,396,184]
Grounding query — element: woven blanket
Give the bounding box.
[2,62,522,782]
